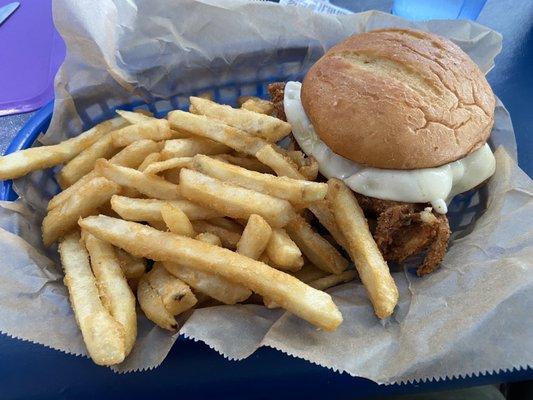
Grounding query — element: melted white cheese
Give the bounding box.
[284,81,496,214]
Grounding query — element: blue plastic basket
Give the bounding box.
[1,48,532,392]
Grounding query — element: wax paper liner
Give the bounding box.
[0,0,531,384]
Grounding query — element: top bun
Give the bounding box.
[301,28,495,169]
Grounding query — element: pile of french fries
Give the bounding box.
[0,95,399,366]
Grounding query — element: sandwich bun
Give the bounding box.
[301,28,495,170]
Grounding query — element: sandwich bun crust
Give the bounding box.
[301,28,495,169]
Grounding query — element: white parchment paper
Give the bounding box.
[0,0,531,383]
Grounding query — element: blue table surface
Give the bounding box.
[0,1,531,399]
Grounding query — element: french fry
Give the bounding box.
[265,228,304,271]
[264,267,356,309]
[309,270,358,291]
[308,201,348,250]
[163,259,251,305]
[115,248,146,280]
[159,207,250,304]
[147,263,197,315]
[255,144,304,179]
[59,232,125,365]
[137,275,177,331]
[256,145,318,181]
[82,232,137,355]
[110,196,220,222]
[328,178,399,319]
[283,150,319,181]
[254,147,348,251]
[97,201,121,218]
[161,203,196,237]
[115,110,152,124]
[195,232,221,246]
[115,110,189,139]
[284,150,306,166]
[117,186,142,198]
[180,169,296,228]
[138,152,161,172]
[143,157,192,175]
[79,216,342,331]
[191,220,241,249]
[189,97,291,142]
[112,119,172,147]
[259,254,301,273]
[214,154,272,174]
[285,214,349,275]
[168,110,268,156]
[161,138,230,159]
[42,177,120,246]
[191,155,327,204]
[105,139,163,167]
[95,159,180,200]
[236,214,272,260]
[239,97,274,115]
[148,220,168,231]
[57,133,119,188]
[47,139,161,211]
[207,217,243,234]
[298,157,319,181]
[0,117,125,180]
[291,262,329,283]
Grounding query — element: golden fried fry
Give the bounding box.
[137,275,177,331]
[208,217,243,234]
[191,220,241,249]
[143,157,192,175]
[195,232,221,246]
[137,152,161,172]
[47,140,161,211]
[239,97,274,115]
[161,203,196,237]
[59,232,125,365]
[42,177,119,246]
[180,168,296,228]
[147,263,197,315]
[82,232,137,355]
[328,178,398,319]
[115,248,146,280]
[95,159,180,200]
[168,110,268,156]
[112,119,172,147]
[110,196,220,222]
[115,110,152,124]
[255,144,303,179]
[57,133,120,188]
[191,155,327,204]
[309,270,358,291]
[308,201,348,250]
[189,96,290,142]
[0,117,125,180]
[265,228,304,271]
[236,214,272,260]
[285,214,349,275]
[160,209,251,304]
[79,216,342,331]
[214,154,272,174]
[160,138,230,159]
